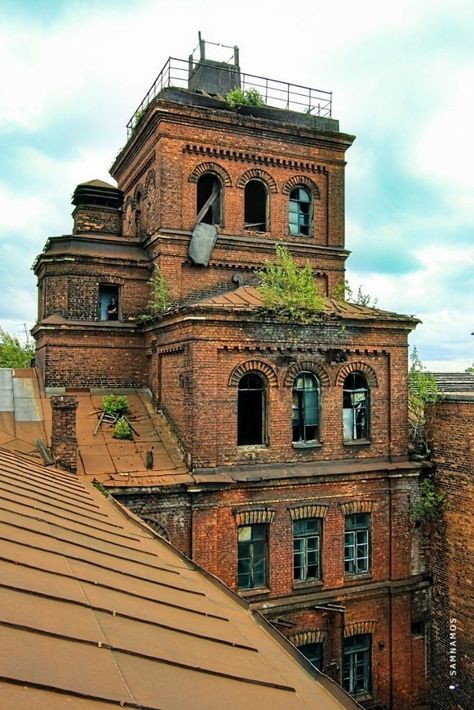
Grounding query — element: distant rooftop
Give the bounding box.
[433,372,474,394]
[127,37,333,137]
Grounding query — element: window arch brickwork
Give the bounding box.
[336,362,378,388]
[339,500,374,515]
[344,621,377,638]
[290,630,326,646]
[284,360,330,387]
[289,504,329,520]
[237,168,278,192]
[188,161,232,186]
[229,360,278,387]
[282,175,320,199]
[233,508,275,526]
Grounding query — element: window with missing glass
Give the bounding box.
[345,513,370,575]
[293,518,321,582]
[343,634,371,696]
[343,372,369,441]
[299,642,323,671]
[289,186,311,236]
[237,524,268,590]
[244,179,268,231]
[237,373,267,446]
[196,173,222,225]
[292,372,320,444]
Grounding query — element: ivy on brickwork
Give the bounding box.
[408,348,440,458]
[226,87,266,109]
[256,244,325,324]
[411,475,447,522]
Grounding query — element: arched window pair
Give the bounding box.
[196,173,312,236]
[236,370,370,446]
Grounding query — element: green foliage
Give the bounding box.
[113,416,133,440]
[466,363,474,373]
[408,348,440,454]
[92,480,110,497]
[226,87,266,109]
[132,108,145,131]
[145,266,172,318]
[0,328,35,368]
[257,244,325,323]
[411,476,447,522]
[333,280,378,308]
[102,394,129,416]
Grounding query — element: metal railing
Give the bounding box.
[126,57,332,138]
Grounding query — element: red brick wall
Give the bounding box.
[427,397,474,709]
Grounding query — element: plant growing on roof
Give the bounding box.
[408,348,440,457]
[410,475,447,522]
[145,265,172,317]
[102,394,129,416]
[256,244,325,323]
[332,280,378,308]
[226,87,266,109]
[113,416,133,440]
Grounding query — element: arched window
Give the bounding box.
[237,373,267,445]
[343,372,369,440]
[197,173,222,225]
[244,180,268,231]
[292,372,320,444]
[289,186,311,236]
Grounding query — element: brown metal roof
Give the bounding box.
[0,448,359,709]
[194,285,417,322]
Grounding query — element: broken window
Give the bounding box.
[244,179,267,231]
[289,186,311,236]
[343,634,371,696]
[343,372,369,440]
[238,523,268,590]
[237,373,267,445]
[298,642,323,672]
[344,513,370,575]
[196,173,222,225]
[292,372,320,444]
[99,285,119,321]
[293,518,322,581]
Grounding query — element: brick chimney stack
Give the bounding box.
[50,396,79,473]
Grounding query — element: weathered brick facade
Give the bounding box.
[32,55,430,708]
[427,396,474,710]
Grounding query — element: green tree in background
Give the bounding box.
[0,328,34,368]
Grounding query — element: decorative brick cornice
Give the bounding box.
[335,361,378,388]
[229,360,278,387]
[236,169,278,192]
[233,507,275,526]
[290,629,326,646]
[339,500,374,515]
[289,504,329,520]
[188,161,232,186]
[344,620,377,638]
[284,360,330,387]
[156,345,186,355]
[282,175,321,198]
[183,144,328,175]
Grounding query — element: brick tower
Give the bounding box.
[33,38,430,709]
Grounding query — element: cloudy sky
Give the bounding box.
[1,0,473,370]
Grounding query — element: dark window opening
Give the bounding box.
[289,186,311,236]
[292,372,320,443]
[343,634,371,696]
[197,173,222,225]
[343,372,369,440]
[99,285,119,321]
[299,642,323,671]
[238,523,268,590]
[237,373,266,446]
[411,621,425,636]
[293,518,322,581]
[244,180,267,231]
[345,513,370,575]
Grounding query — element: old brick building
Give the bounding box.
[32,41,430,708]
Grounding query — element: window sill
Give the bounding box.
[292,441,322,450]
[293,579,323,591]
[344,572,372,583]
[237,444,268,449]
[239,587,271,599]
[343,438,371,447]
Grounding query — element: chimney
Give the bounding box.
[50,395,79,473]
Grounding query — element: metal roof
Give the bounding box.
[433,372,474,393]
[0,447,359,709]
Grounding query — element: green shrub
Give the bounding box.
[226,87,265,109]
[113,416,133,440]
[145,266,171,317]
[257,244,324,323]
[102,394,129,416]
[0,328,35,368]
[411,476,447,522]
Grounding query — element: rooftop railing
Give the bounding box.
[126,57,332,138]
